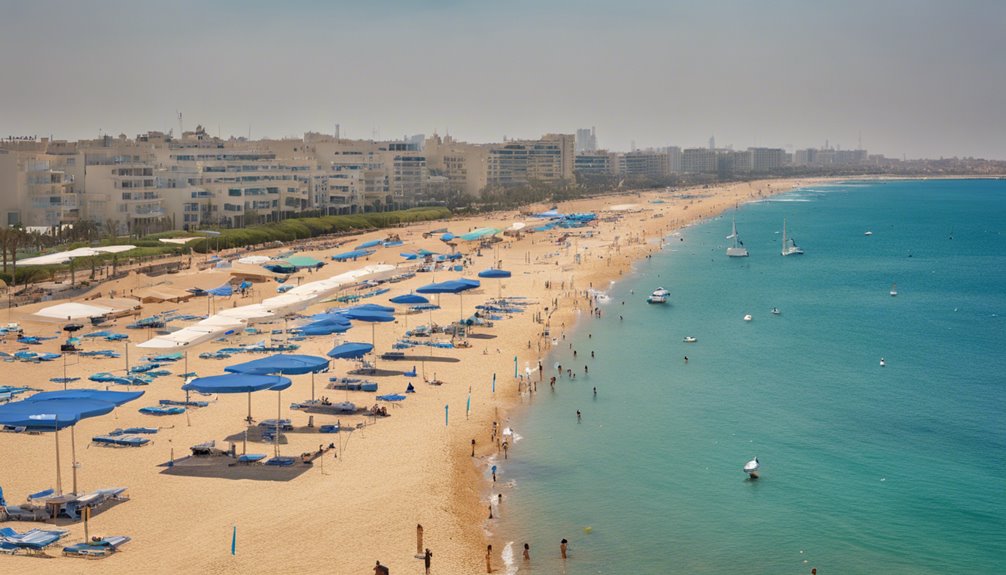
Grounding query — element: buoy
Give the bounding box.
[583,526,592,534]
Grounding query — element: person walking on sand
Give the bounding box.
[486,544,493,573]
[424,549,432,575]
[560,538,568,559]
[374,560,389,574]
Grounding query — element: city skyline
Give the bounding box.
[3,0,1005,160]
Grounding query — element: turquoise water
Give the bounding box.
[497,179,1006,574]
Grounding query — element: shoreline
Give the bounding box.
[460,178,829,572]
[0,177,829,574]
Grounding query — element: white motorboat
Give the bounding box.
[890,283,898,297]
[880,358,886,367]
[726,213,749,257]
[683,336,697,343]
[781,219,804,256]
[864,230,873,236]
[743,314,753,322]
[646,287,669,304]
[771,307,781,315]
[743,456,760,478]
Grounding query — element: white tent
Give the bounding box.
[33,302,115,321]
[19,245,137,266]
[236,255,272,265]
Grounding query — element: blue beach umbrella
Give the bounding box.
[326,342,373,360]
[225,354,329,402]
[0,396,121,494]
[389,293,429,305]
[183,374,291,422]
[377,394,406,402]
[388,293,430,330]
[417,278,480,324]
[478,268,512,298]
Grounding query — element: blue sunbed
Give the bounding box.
[237,453,267,464]
[139,406,185,416]
[265,456,296,466]
[160,399,209,408]
[93,435,150,447]
[62,535,131,558]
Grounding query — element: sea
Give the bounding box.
[494,179,1006,574]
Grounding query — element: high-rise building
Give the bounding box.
[575,127,597,153]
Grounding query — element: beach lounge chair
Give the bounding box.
[122,427,158,434]
[0,527,69,555]
[235,453,267,465]
[62,535,131,558]
[258,419,293,431]
[139,406,185,416]
[93,435,150,448]
[319,424,340,433]
[160,399,209,408]
[265,456,296,466]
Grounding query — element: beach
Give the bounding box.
[0,178,819,573]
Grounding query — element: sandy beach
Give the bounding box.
[0,178,824,573]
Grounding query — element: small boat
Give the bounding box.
[646,288,668,304]
[726,212,749,257]
[743,456,760,479]
[864,230,873,236]
[880,358,886,367]
[781,219,804,256]
[890,283,898,297]
[771,307,781,315]
[743,314,753,322]
[683,336,697,343]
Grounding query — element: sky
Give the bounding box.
[2,0,1005,159]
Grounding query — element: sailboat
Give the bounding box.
[781,219,804,256]
[743,456,760,479]
[890,283,897,297]
[726,213,748,257]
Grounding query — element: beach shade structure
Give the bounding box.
[284,255,325,269]
[225,354,329,402]
[377,394,406,402]
[340,309,394,369]
[296,318,351,337]
[400,252,419,260]
[0,396,122,495]
[182,374,291,423]
[357,239,383,249]
[331,249,375,261]
[33,302,115,322]
[478,268,512,298]
[262,262,297,274]
[417,278,481,325]
[389,293,430,330]
[206,283,233,297]
[327,342,373,360]
[459,227,501,242]
[439,233,455,243]
[349,303,396,314]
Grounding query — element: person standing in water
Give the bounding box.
[560,538,568,559]
[522,543,530,561]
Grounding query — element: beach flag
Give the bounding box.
[513,355,518,378]
[492,373,496,394]
[466,391,471,419]
[231,525,236,555]
[445,404,449,427]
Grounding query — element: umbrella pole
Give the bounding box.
[372,324,377,371]
[63,353,68,390]
[311,372,315,403]
[275,390,281,458]
[247,392,252,423]
[55,419,63,496]
[71,425,78,494]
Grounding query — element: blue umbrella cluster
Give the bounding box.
[0,390,143,430]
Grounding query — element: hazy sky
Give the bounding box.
[3,0,1005,159]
